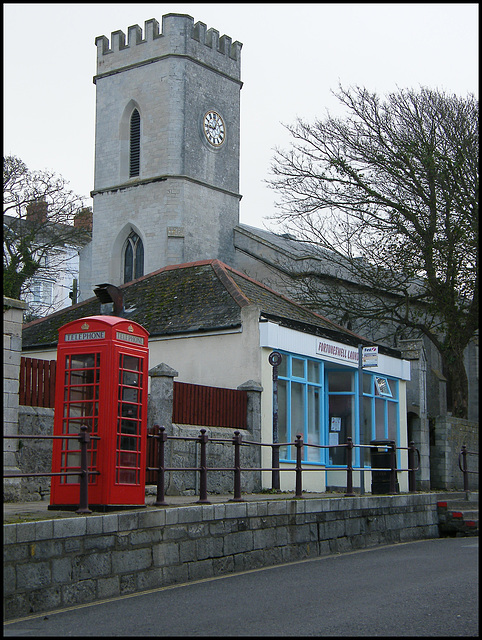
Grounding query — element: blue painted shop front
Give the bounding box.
[260,322,411,491]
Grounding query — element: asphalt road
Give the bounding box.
[4,537,478,637]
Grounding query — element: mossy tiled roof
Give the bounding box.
[22,259,393,354]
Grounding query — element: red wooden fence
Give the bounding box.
[18,360,248,429]
[19,357,57,408]
[146,382,248,484]
[173,381,247,429]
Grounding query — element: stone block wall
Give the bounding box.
[4,493,440,620]
[3,297,28,501]
[430,415,479,490]
[16,407,54,501]
[158,423,261,496]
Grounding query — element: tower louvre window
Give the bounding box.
[129,109,140,177]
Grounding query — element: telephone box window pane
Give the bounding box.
[120,418,137,433]
[123,355,140,372]
[122,371,140,387]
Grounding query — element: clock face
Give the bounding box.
[203,110,225,147]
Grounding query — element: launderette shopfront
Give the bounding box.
[259,321,411,492]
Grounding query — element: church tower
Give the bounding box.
[83,14,242,298]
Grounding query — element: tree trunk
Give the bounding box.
[441,347,469,419]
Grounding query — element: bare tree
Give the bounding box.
[3,156,91,317]
[267,86,478,418]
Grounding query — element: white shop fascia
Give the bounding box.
[259,320,410,381]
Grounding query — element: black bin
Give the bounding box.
[370,440,399,494]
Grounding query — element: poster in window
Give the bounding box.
[330,416,342,432]
[329,432,339,446]
[375,376,392,397]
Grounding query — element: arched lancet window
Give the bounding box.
[129,109,140,177]
[124,231,144,283]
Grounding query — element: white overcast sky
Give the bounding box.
[3,3,479,230]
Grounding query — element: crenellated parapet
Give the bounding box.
[95,13,242,81]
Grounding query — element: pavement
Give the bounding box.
[3,488,335,524]
[4,488,478,529]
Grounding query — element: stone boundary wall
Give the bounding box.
[4,494,440,620]
[15,407,54,501]
[430,416,479,490]
[3,297,28,501]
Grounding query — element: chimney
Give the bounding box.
[26,199,48,223]
[93,283,124,316]
[74,207,93,231]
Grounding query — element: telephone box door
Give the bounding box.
[50,316,149,509]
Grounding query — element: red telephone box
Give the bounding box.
[49,316,149,509]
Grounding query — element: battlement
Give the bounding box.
[95,13,242,79]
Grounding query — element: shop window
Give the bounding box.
[375,376,392,397]
[363,373,399,447]
[277,353,323,464]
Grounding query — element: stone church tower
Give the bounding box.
[80,14,242,299]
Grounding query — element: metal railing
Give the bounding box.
[459,445,479,491]
[3,426,100,513]
[147,425,420,505]
[4,427,422,511]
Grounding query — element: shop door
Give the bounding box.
[109,351,146,503]
[327,370,355,466]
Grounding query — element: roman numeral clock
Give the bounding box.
[203,110,226,147]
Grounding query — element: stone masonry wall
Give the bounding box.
[430,416,479,490]
[4,494,440,620]
[3,297,28,501]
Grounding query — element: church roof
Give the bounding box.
[22,259,400,357]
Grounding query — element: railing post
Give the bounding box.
[295,434,303,498]
[154,425,168,506]
[345,437,355,496]
[231,430,244,502]
[272,444,280,491]
[460,445,469,492]
[408,440,416,493]
[197,429,210,504]
[76,425,92,514]
[389,440,397,494]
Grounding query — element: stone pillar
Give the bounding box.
[148,362,178,431]
[237,380,263,442]
[399,339,430,490]
[3,296,28,501]
[238,380,263,491]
